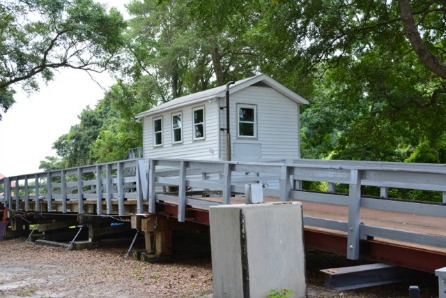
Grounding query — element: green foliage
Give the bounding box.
[0,0,126,118]
[267,288,294,298]
[39,156,65,171]
[36,0,446,207]
[53,106,105,167]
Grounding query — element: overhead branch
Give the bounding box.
[398,0,446,79]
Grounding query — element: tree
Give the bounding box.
[53,107,105,167]
[92,80,155,162]
[247,0,446,161]
[126,0,260,101]
[0,0,126,119]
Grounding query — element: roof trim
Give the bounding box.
[136,73,309,119]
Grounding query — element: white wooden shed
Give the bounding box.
[136,73,309,162]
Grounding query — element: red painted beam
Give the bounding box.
[361,240,446,273]
[156,202,210,225]
[156,202,446,273]
[303,228,446,273]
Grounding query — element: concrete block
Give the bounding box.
[436,267,446,298]
[245,184,264,204]
[210,202,306,298]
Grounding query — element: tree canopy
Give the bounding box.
[33,0,446,172]
[0,0,126,119]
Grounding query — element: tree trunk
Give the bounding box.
[211,47,224,86]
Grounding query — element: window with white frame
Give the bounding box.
[153,117,162,146]
[237,104,257,138]
[193,107,205,140]
[172,112,182,143]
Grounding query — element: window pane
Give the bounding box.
[194,109,203,123]
[173,115,181,129]
[155,132,162,145]
[239,108,254,122]
[195,124,204,138]
[239,123,254,136]
[174,129,181,142]
[154,119,161,131]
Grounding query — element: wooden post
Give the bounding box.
[178,161,187,222]
[380,187,389,198]
[4,177,11,209]
[280,164,291,201]
[155,217,172,257]
[148,159,156,214]
[15,177,19,212]
[141,216,172,257]
[222,162,232,205]
[136,159,147,214]
[46,172,52,212]
[96,165,102,215]
[77,168,84,214]
[347,169,362,260]
[34,174,40,212]
[105,164,112,214]
[24,176,29,211]
[117,162,124,216]
[61,170,67,213]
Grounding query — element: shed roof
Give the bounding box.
[136,73,309,119]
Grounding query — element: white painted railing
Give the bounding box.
[1,159,147,216]
[148,158,446,260]
[2,157,446,260]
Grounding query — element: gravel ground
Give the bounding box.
[0,238,439,297]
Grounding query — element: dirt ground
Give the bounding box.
[0,238,439,297]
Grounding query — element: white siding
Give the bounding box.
[226,86,300,161]
[142,100,221,160]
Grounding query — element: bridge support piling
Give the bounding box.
[135,216,172,260]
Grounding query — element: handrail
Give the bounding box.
[2,157,446,261]
[0,158,147,216]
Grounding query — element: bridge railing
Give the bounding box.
[148,158,446,260]
[2,157,446,261]
[0,158,148,216]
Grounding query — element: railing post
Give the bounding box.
[222,162,233,205]
[34,175,40,212]
[347,169,362,260]
[178,161,187,222]
[280,164,291,201]
[105,164,112,214]
[328,182,335,193]
[148,159,156,214]
[46,172,52,212]
[24,175,29,211]
[136,159,148,214]
[4,177,11,209]
[380,187,389,198]
[96,165,102,215]
[77,168,84,214]
[15,177,19,212]
[61,170,67,213]
[117,162,124,216]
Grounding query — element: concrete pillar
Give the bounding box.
[210,202,306,298]
[436,267,446,298]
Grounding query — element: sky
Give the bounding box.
[0,1,128,177]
